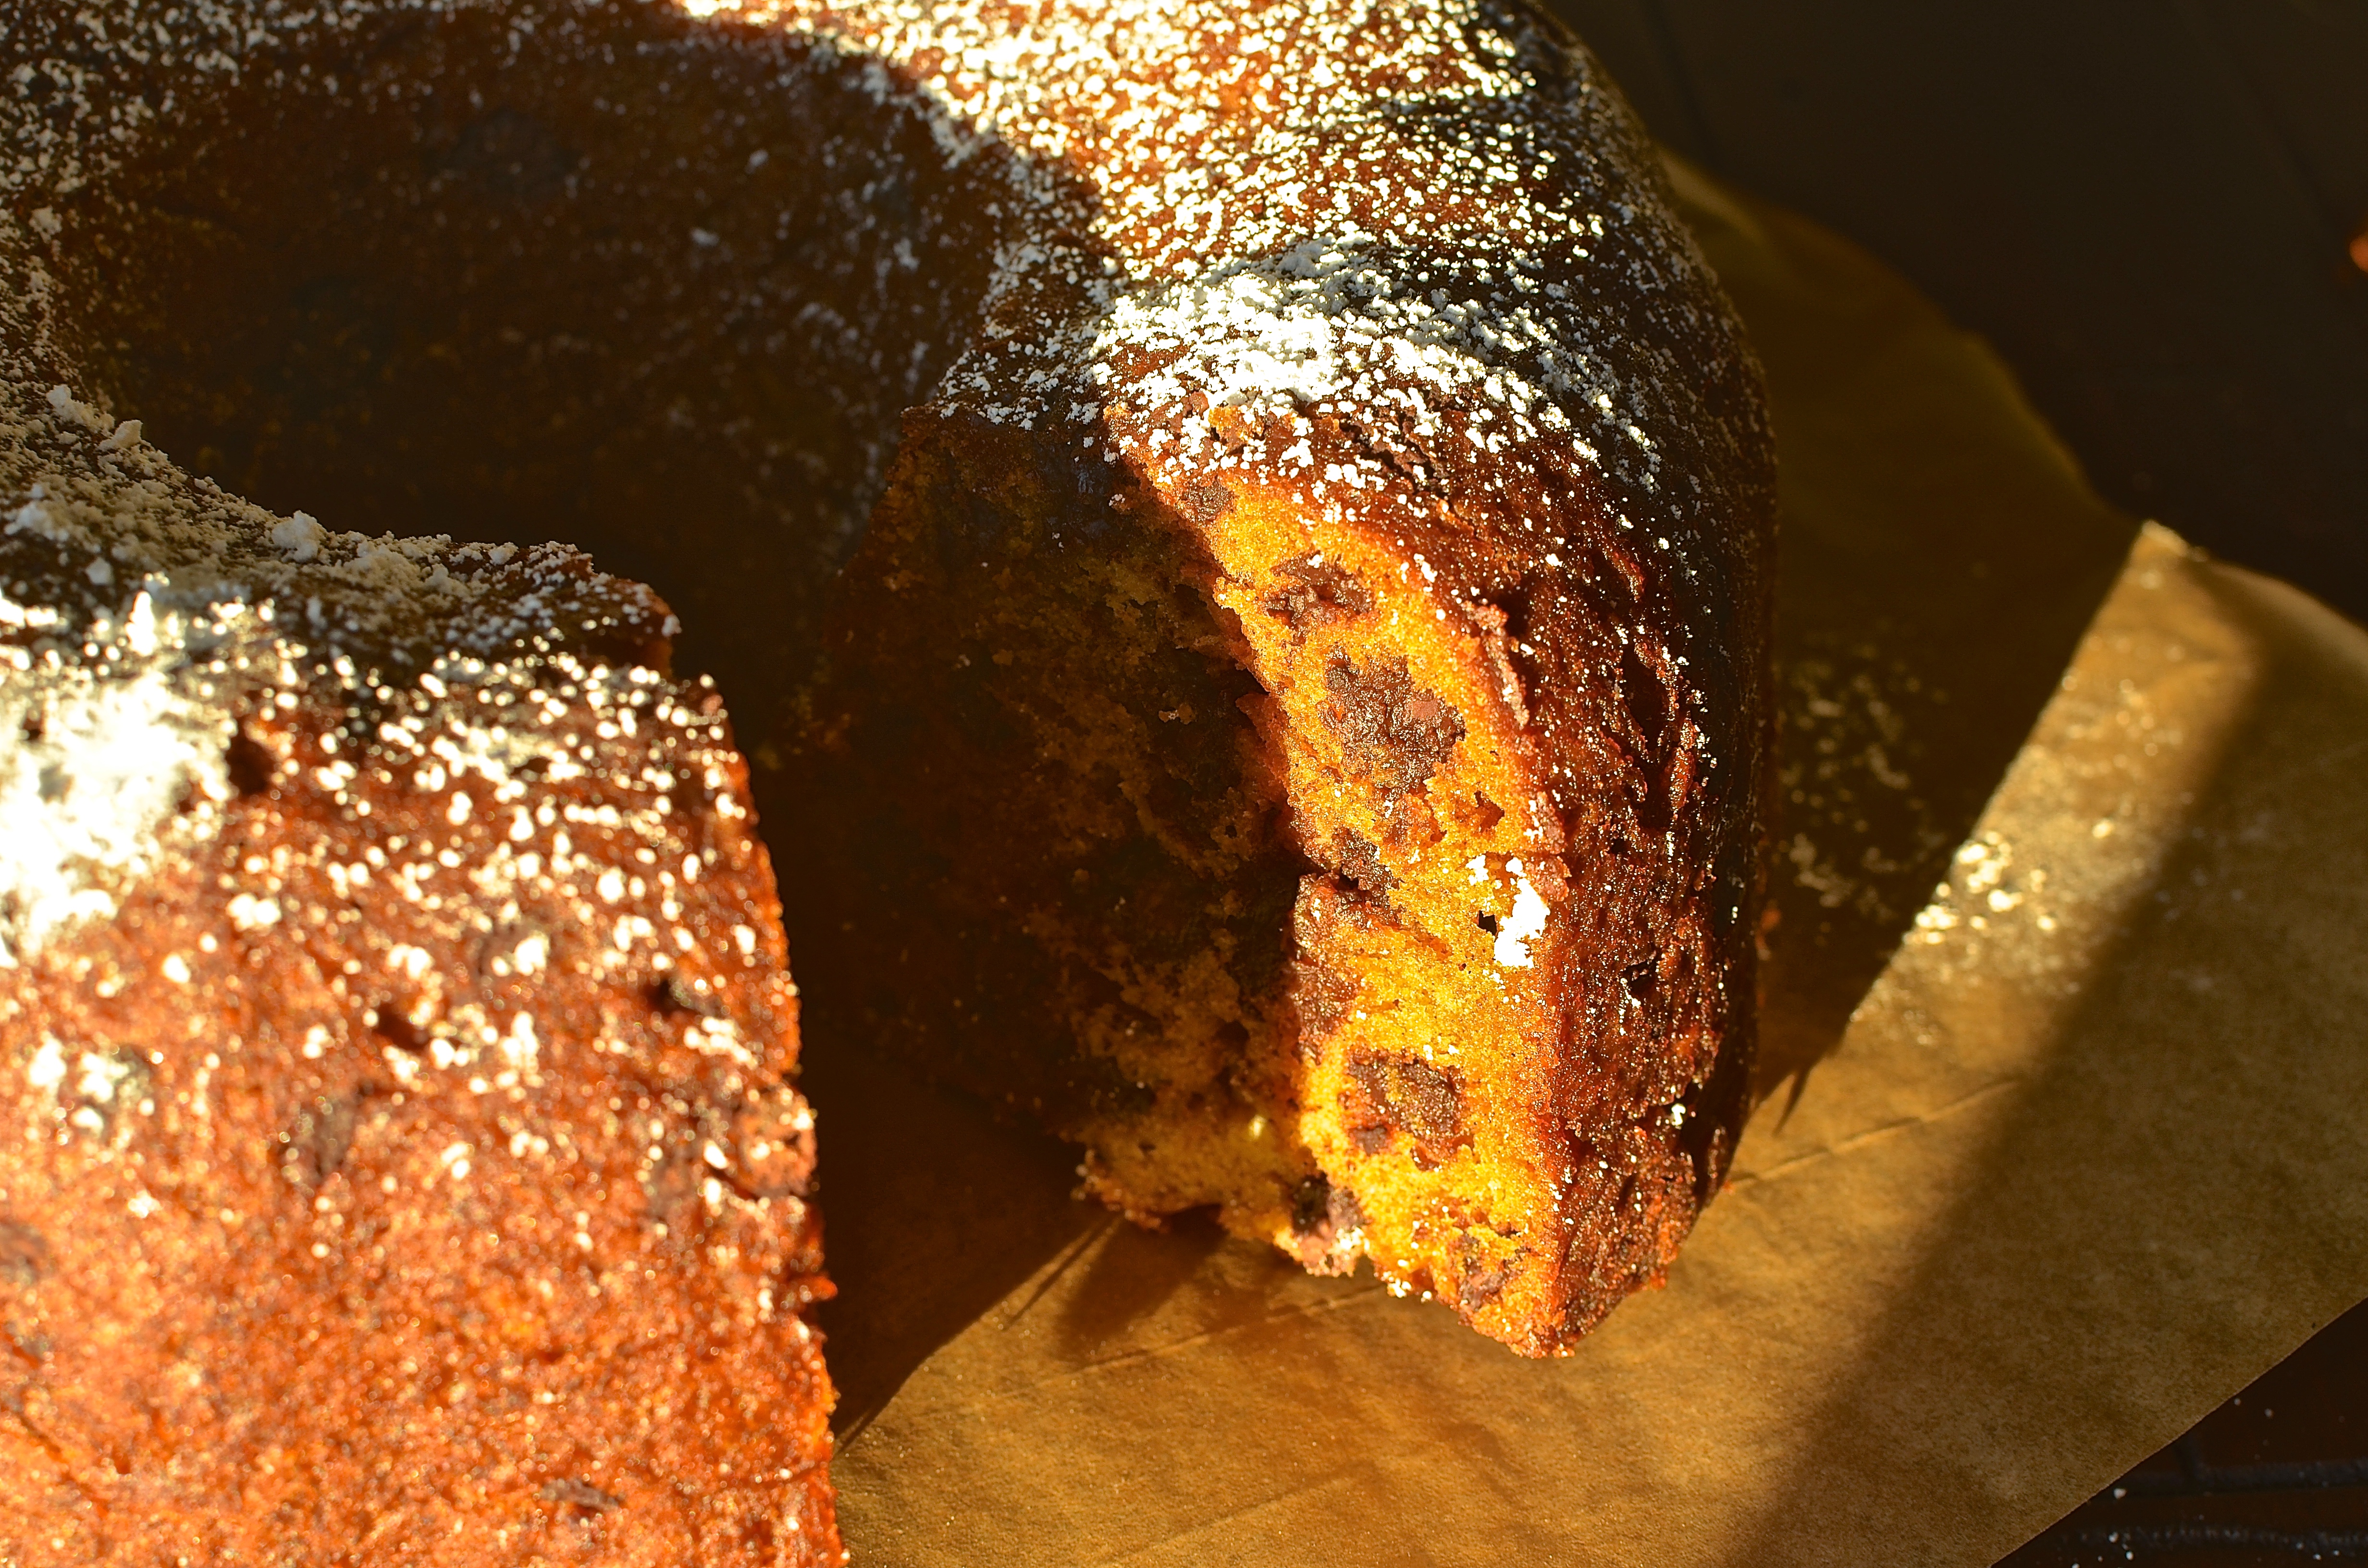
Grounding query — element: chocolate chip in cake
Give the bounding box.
[282,1092,362,1188]
[1457,1236,1517,1311]
[1334,829,1396,896]
[1262,554,1373,630]
[1391,1057,1463,1141]
[369,1005,427,1054]
[1180,478,1233,523]
[1320,653,1464,797]
[539,1478,623,1515]
[1287,956,1357,1048]
[0,1221,48,1290]
[224,730,280,796]
[1346,1057,1393,1114]
[659,973,728,1019]
[1346,1051,1466,1146]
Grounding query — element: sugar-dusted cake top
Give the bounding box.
[4,0,1762,564]
[1,0,1768,985]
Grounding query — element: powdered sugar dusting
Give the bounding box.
[665,0,1727,542]
[0,0,1765,989]
[1096,237,1577,428]
[3,0,1753,598]
[0,589,235,961]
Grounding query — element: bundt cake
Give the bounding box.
[1,0,1770,1543]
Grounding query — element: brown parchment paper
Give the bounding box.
[797,159,2368,1566]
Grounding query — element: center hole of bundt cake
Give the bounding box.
[56,3,1322,1230]
[57,2,999,732]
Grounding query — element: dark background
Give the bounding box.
[1551,0,2368,627]
[1540,4,2368,1559]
